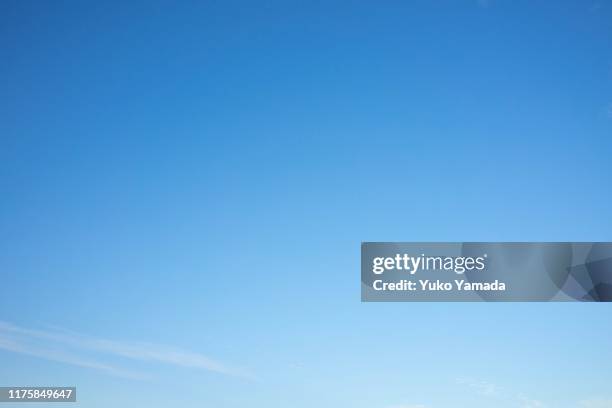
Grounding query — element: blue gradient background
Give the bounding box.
[1,1,611,407]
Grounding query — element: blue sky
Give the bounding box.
[1,1,612,407]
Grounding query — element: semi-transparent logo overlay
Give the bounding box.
[361,243,612,302]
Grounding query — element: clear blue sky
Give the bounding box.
[1,1,611,407]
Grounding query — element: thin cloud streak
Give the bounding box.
[457,377,502,396]
[0,333,147,379]
[0,321,255,380]
[387,405,427,408]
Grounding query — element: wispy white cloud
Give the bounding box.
[0,321,254,380]
[383,378,610,408]
[457,377,503,396]
[518,394,546,408]
[457,377,550,408]
[386,405,427,408]
[0,333,146,379]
